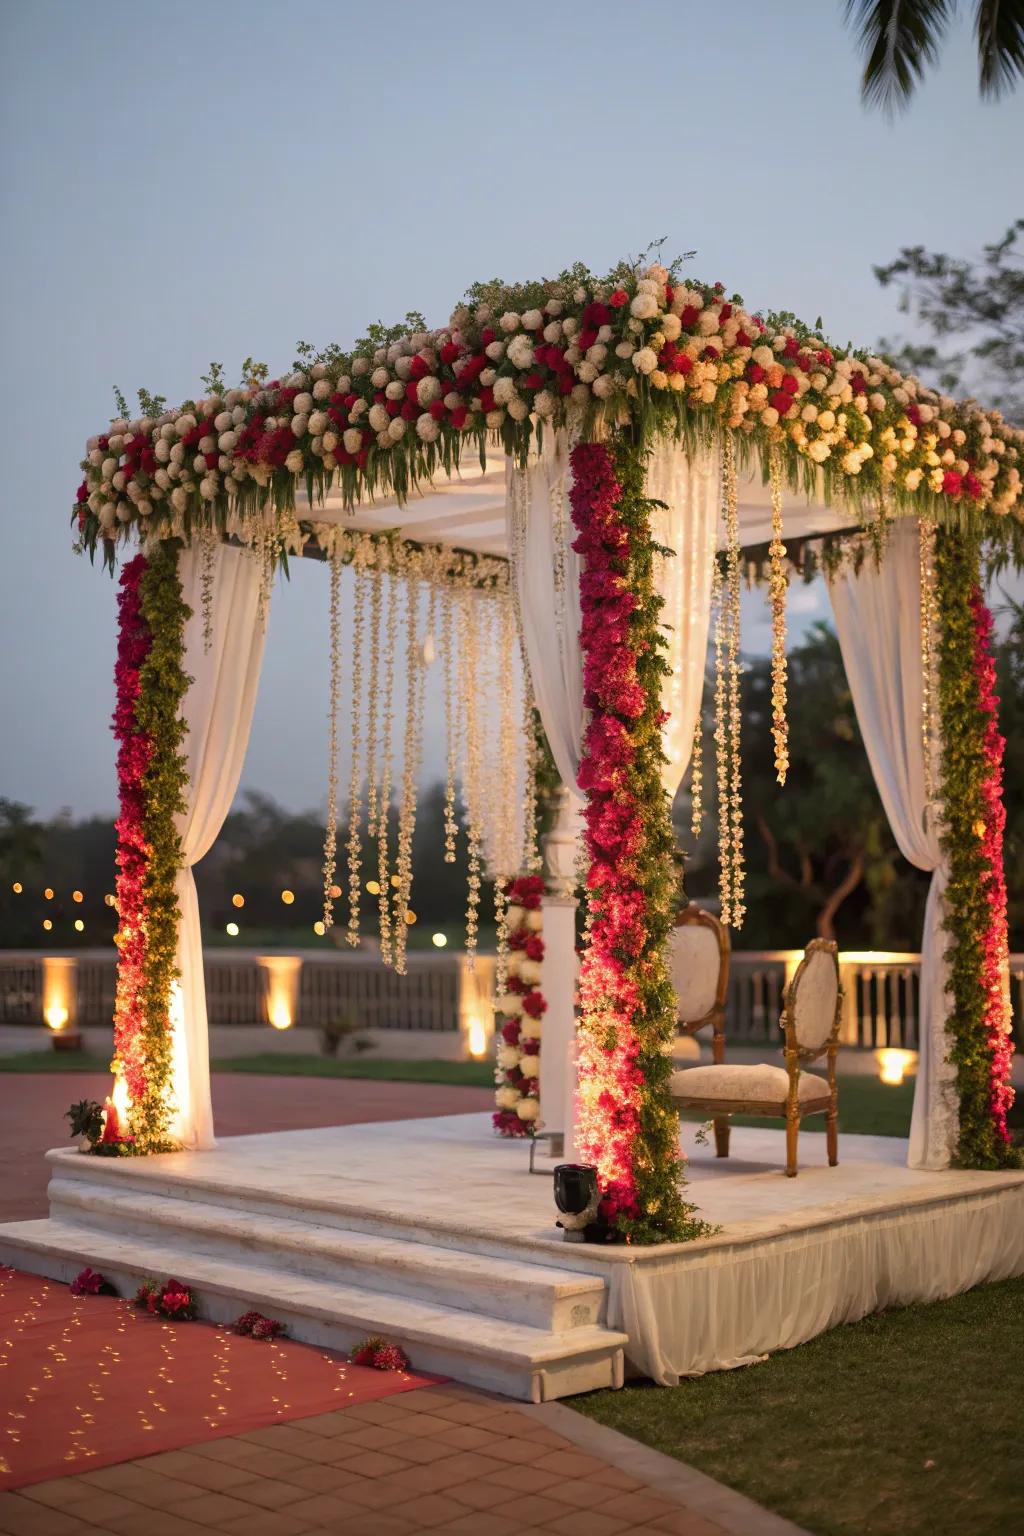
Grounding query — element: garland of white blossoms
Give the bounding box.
[74,259,1024,576]
[493,875,546,1137]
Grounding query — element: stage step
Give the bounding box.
[0,1216,627,1404]
[46,1175,607,1333]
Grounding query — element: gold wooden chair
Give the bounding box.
[666,905,731,1157]
[669,938,842,1177]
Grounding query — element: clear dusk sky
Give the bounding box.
[1,0,1022,819]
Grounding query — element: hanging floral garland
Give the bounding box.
[934,532,1018,1167]
[493,875,546,1137]
[111,542,190,1153]
[570,436,709,1243]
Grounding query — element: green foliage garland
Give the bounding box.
[934,530,1018,1168]
[132,543,190,1149]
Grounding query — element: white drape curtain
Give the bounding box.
[507,434,719,813]
[828,521,957,1169]
[169,543,267,1150]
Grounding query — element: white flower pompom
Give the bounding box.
[516,1098,540,1122]
[416,413,440,442]
[499,311,521,333]
[485,408,506,429]
[592,374,615,399]
[370,368,390,389]
[368,403,390,433]
[632,347,658,375]
[630,292,659,321]
[518,959,542,985]
[312,378,331,401]
[101,457,117,480]
[343,428,363,454]
[154,439,170,463]
[416,376,441,406]
[493,376,517,405]
[518,1053,540,1079]
[199,475,219,500]
[507,334,535,370]
[218,431,237,452]
[525,909,543,932]
[308,411,327,436]
[171,486,188,512]
[351,357,370,376]
[495,1087,520,1111]
[508,398,529,421]
[485,340,506,362]
[387,417,407,442]
[534,390,556,417]
[293,392,313,415]
[521,309,544,330]
[497,1045,521,1071]
[291,414,309,438]
[285,449,304,474]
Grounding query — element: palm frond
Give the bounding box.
[975,0,1024,95]
[844,0,957,110]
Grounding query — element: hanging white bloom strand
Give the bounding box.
[441,582,459,864]
[199,524,217,652]
[365,565,383,841]
[712,556,732,924]
[376,554,398,967]
[393,575,425,976]
[322,543,342,929]
[724,435,745,928]
[768,448,790,786]
[346,558,368,947]
[918,519,939,814]
[457,587,484,966]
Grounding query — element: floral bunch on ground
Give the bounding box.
[133,1276,197,1320]
[493,874,545,1136]
[70,1267,117,1298]
[74,258,1023,572]
[234,1311,287,1340]
[350,1335,409,1372]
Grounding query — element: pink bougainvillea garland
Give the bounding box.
[493,874,546,1136]
[570,437,708,1242]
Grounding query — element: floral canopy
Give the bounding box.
[74,252,1020,1243]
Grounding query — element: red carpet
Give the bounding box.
[0,1267,437,1490]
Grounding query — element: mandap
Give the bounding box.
[73,252,1020,1245]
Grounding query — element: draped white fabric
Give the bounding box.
[828,522,957,1169]
[507,435,719,809]
[170,544,267,1150]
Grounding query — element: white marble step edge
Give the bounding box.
[46,1148,590,1274]
[0,1218,628,1405]
[46,1177,607,1333]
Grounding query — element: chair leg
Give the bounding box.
[785,1112,799,1177]
[827,1107,838,1167]
[713,1117,730,1159]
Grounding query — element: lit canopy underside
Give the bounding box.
[300,443,855,557]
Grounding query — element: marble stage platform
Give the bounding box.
[1,1115,1022,1399]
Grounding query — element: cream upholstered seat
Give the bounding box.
[665,905,731,1153]
[670,1063,830,1109]
[670,938,842,1177]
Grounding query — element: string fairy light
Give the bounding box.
[767,447,790,786]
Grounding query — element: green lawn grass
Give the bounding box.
[0,1049,496,1088]
[574,1275,1024,1536]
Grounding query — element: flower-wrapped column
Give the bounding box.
[569,437,707,1243]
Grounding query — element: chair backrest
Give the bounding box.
[784,939,841,1058]
[668,906,729,1034]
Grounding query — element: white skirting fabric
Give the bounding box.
[507,433,719,808]
[828,522,956,1170]
[170,543,267,1149]
[610,1182,1024,1385]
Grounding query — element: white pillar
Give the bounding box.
[539,788,584,1154]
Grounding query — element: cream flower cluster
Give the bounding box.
[75,262,1024,562]
[493,898,544,1130]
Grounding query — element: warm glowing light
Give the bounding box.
[231,893,245,909]
[259,955,302,1032]
[280,889,295,905]
[111,1073,131,1125]
[404,910,416,925]
[45,1005,68,1032]
[42,957,76,1034]
[74,919,85,932]
[876,1048,915,1087]
[42,919,52,931]
[466,1017,488,1059]
[12,882,22,894]
[313,920,326,936]
[366,880,380,896]
[329,884,342,900]
[72,890,84,904]
[44,888,54,901]
[390,874,401,890]
[431,932,448,948]
[104,893,115,907]
[225,922,239,937]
